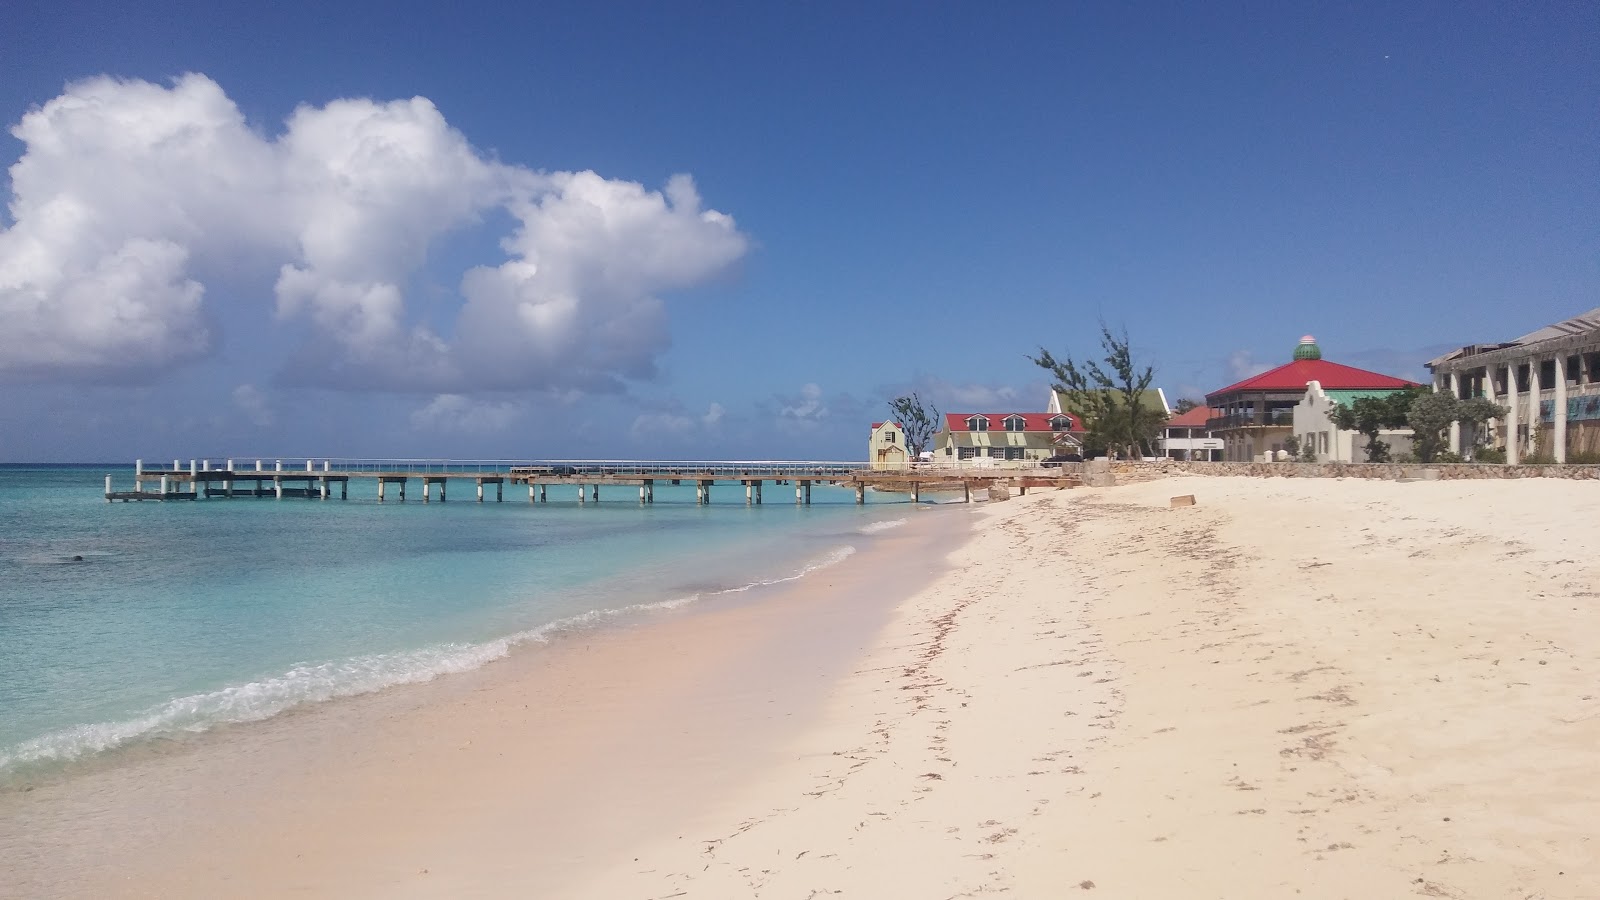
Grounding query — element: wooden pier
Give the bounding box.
[104,459,1080,506]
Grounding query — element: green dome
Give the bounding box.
[1293,335,1322,361]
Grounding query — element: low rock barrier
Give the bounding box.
[1108,460,1600,481]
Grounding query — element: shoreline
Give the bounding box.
[0,501,975,898]
[7,476,1600,897]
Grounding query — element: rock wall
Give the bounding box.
[1109,460,1600,481]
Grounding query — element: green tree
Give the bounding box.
[887,393,940,459]
[1174,398,1202,415]
[1330,388,1424,462]
[1455,397,1507,458]
[1029,324,1166,459]
[1406,390,1459,463]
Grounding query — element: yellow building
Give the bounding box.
[868,420,909,469]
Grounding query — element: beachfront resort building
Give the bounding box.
[1207,336,1419,462]
[867,421,909,470]
[1159,406,1224,460]
[1426,306,1600,463]
[1291,380,1416,462]
[934,412,1082,467]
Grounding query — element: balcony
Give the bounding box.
[1207,410,1296,429]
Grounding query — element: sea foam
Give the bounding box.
[0,546,856,776]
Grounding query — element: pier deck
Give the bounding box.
[104,459,1080,505]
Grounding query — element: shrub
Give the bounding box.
[1474,447,1506,464]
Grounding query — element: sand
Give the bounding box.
[6,476,1599,898]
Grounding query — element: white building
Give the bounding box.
[1291,380,1415,462]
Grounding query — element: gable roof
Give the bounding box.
[1050,387,1168,416]
[1207,359,1418,398]
[1165,406,1220,428]
[943,412,1080,433]
[869,421,903,431]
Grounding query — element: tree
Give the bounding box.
[1329,388,1423,462]
[1030,324,1167,459]
[1173,398,1203,415]
[1406,390,1459,463]
[1455,397,1507,457]
[887,393,940,459]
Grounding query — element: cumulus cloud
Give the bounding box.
[776,382,830,433]
[0,74,747,388]
[409,394,521,433]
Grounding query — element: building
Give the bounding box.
[934,412,1082,468]
[1160,406,1223,460]
[1426,307,1600,464]
[867,421,909,469]
[1206,336,1419,462]
[1291,381,1416,462]
[1046,387,1171,457]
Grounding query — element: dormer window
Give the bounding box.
[966,415,989,432]
[1049,415,1073,431]
[1003,415,1027,432]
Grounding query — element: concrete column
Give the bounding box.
[424,480,431,502]
[341,480,347,500]
[274,476,282,500]
[964,481,971,503]
[399,480,406,501]
[803,480,812,505]
[754,482,761,504]
[530,483,537,503]
[640,484,648,505]
[323,460,331,472]
[496,482,502,502]
[477,479,485,502]
[305,460,313,473]
[645,481,653,504]
[439,481,447,502]
[105,474,113,500]
[320,477,328,500]
[160,475,169,496]
[379,480,386,502]
[911,482,920,503]
[201,459,210,472]
[1555,354,1568,464]
[275,460,283,473]
[591,484,599,503]
[173,459,180,471]
[1506,364,1520,465]
[1481,368,1498,459]
[1448,371,1462,455]
[255,460,263,472]
[1528,357,1542,457]
[540,485,547,503]
[578,484,586,504]
[746,481,754,505]
[134,458,143,492]
[855,484,865,504]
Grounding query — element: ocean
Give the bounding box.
[0,463,916,784]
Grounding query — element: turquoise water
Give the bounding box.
[0,464,914,781]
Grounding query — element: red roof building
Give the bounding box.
[1204,336,1420,462]
[1160,406,1224,461]
[934,411,1083,465]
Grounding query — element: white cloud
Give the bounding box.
[231,383,274,426]
[777,382,830,432]
[0,74,747,388]
[1226,350,1273,381]
[409,394,521,433]
[629,402,725,441]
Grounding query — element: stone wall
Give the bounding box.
[1108,459,1600,481]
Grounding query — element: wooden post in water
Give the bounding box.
[911,482,920,503]
[855,484,865,504]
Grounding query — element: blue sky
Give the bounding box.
[1,1,1595,462]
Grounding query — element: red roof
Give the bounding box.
[944,412,1080,433]
[1207,359,1419,398]
[868,421,902,431]
[1166,406,1221,427]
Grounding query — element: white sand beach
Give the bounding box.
[6,475,1599,898]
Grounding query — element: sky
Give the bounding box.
[1,1,1595,462]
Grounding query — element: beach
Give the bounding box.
[6,475,1599,898]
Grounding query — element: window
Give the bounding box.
[966,416,989,432]
[1005,447,1025,460]
[958,447,978,459]
[1003,415,1026,432]
[988,447,1005,458]
[885,431,895,444]
[1049,415,1073,431]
